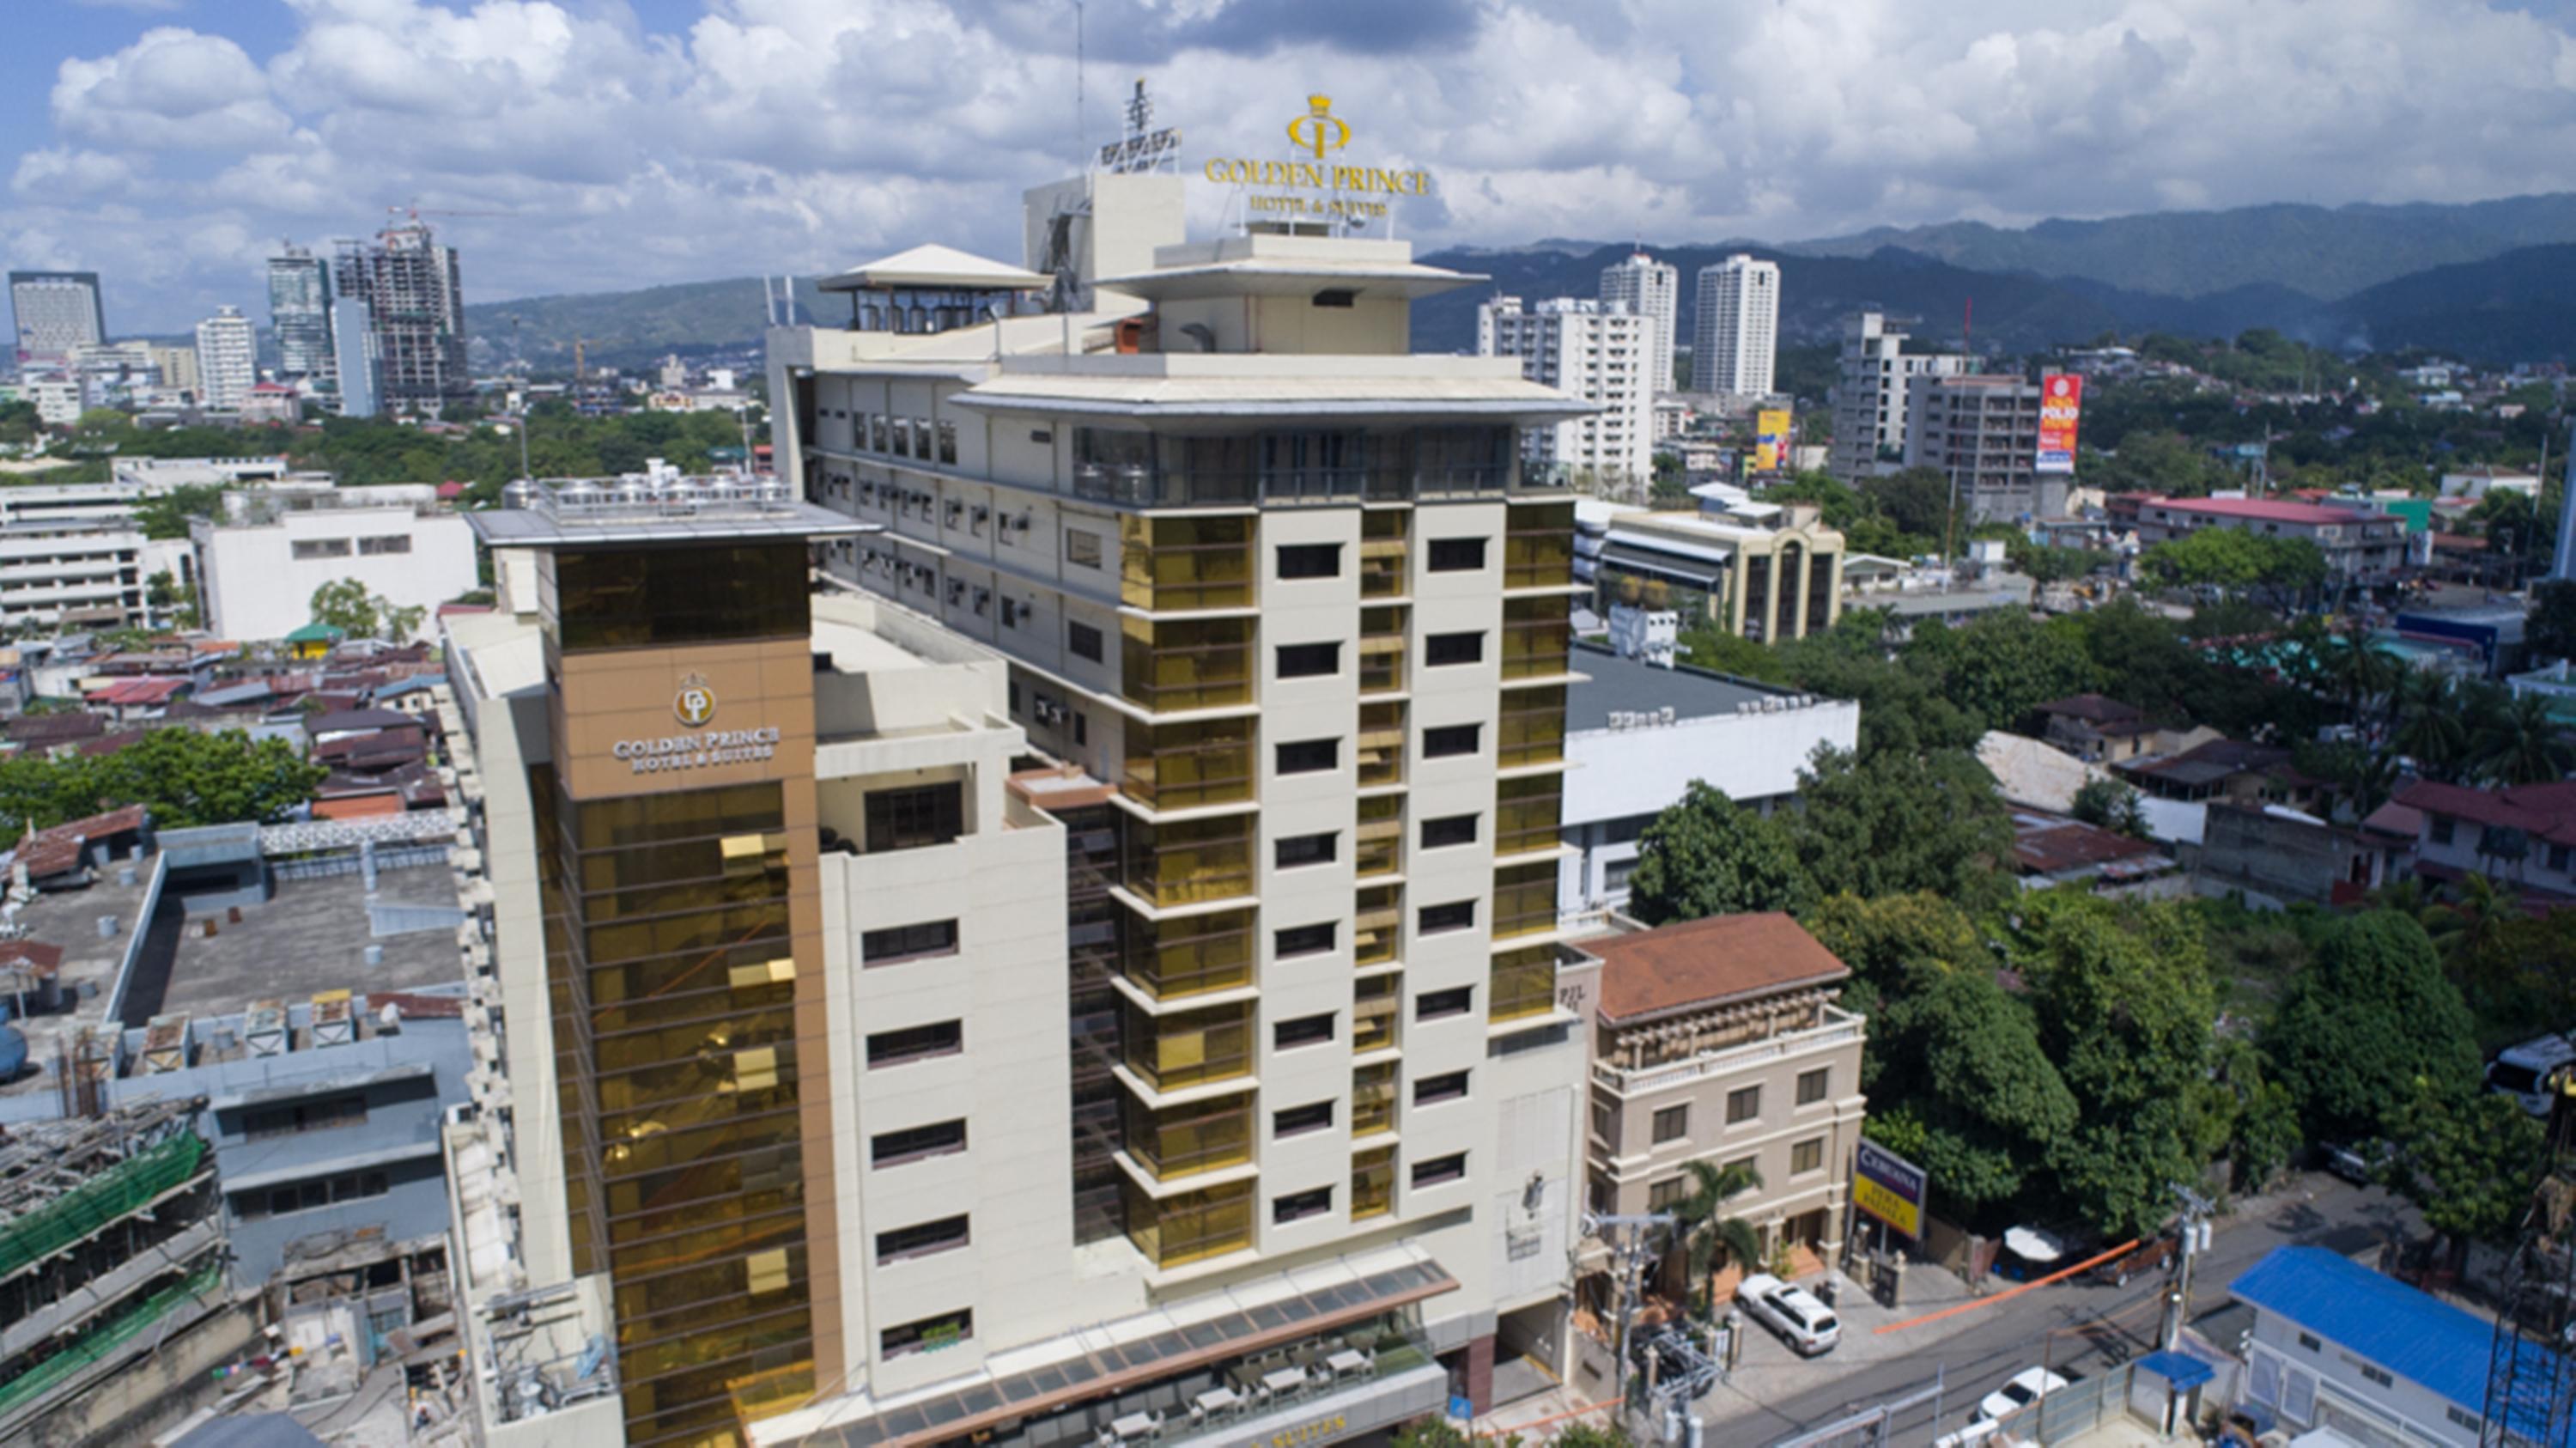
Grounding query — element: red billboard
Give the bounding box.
[2037,373,2081,474]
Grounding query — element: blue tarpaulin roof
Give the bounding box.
[2229,1247,2492,1413]
[2135,1349,2215,1390]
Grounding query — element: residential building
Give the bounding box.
[1828,312,1970,484]
[2230,1245,2504,1446]
[2123,496,2409,587]
[147,344,200,398]
[1558,642,1859,919]
[1479,295,1649,488]
[2194,798,2416,908]
[1692,254,1779,400]
[2117,737,2328,812]
[334,221,469,415]
[240,381,303,426]
[25,377,80,427]
[68,339,161,411]
[1598,252,1679,396]
[0,520,161,630]
[194,305,256,411]
[2395,778,2576,905]
[266,242,336,382]
[2008,809,2182,897]
[8,271,105,368]
[331,296,378,418]
[1585,493,1845,642]
[1904,374,2061,524]
[2032,692,2160,763]
[1571,912,1866,1254]
[189,488,477,642]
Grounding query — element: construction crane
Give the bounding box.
[2480,1065,2576,1445]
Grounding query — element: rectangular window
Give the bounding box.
[871,1119,967,1166]
[1420,813,1478,849]
[1647,1177,1686,1212]
[1423,723,1481,758]
[882,1309,973,1359]
[1651,1105,1688,1144]
[357,534,413,556]
[2431,815,2456,845]
[1275,1013,1334,1049]
[1068,619,1104,662]
[241,1095,367,1141]
[1792,1137,1825,1175]
[2297,1332,2321,1352]
[1065,528,1103,569]
[1726,1085,1762,1124]
[867,1020,963,1068]
[1273,1186,1333,1224]
[1417,986,1473,1020]
[1275,922,1337,958]
[2552,843,2571,873]
[1413,1070,1469,1105]
[865,782,964,851]
[289,538,353,560]
[1411,1153,1467,1188]
[1419,900,1474,934]
[1277,543,1343,580]
[1427,538,1488,572]
[876,1214,970,1264]
[861,919,958,965]
[2360,1364,2393,1389]
[1276,738,1339,776]
[1276,642,1342,678]
[1274,1101,1334,1138]
[938,420,957,464]
[1425,631,1485,666]
[1796,1067,1830,1105]
[1276,831,1337,869]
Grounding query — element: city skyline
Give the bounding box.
[15,0,2576,332]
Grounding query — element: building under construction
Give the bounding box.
[0,1097,257,1446]
[334,220,471,417]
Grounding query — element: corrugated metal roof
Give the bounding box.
[2228,1246,2490,1413]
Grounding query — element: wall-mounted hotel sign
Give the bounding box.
[1201,95,1435,222]
[612,676,781,774]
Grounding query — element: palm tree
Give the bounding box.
[2427,872,2518,970]
[2328,623,2402,733]
[2473,692,2576,786]
[1670,1158,1765,1313]
[2391,672,2469,782]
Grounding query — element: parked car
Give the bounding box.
[1733,1273,1841,1356]
[1971,1366,2072,1423]
[2323,1140,2393,1184]
[2484,1034,2576,1116]
[2087,1232,2178,1287]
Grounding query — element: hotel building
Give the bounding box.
[443,166,1601,1448]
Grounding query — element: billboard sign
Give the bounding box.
[1853,1139,1929,1239]
[2036,373,2082,474]
[1755,409,1792,472]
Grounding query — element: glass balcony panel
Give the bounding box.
[1355,796,1402,879]
[1504,502,1577,588]
[1123,1095,1254,1182]
[1352,1066,1397,1139]
[1122,1179,1254,1267]
[1124,719,1255,810]
[1122,814,1255,908]
[1121,999,1253,1092]
[1121,617,1255,713]
[1353,976,1400,1054]
[1354,884,1402,968]
[1121,514,1255,611]
[1352,1145,1395,1218]
[1498,686,1567,768]
[1494,776,1562,859]
[1501,595,1571,681]
[1491,861,1557,942]
[1357,702,1406,788]
[1490,944,1558,1023]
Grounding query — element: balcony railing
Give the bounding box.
[1591,1006,1866,1096]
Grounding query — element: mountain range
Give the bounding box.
[459,193,2576,371]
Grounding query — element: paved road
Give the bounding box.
[1701,1174,2420,1445]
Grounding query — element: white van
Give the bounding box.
[2486,1035,2576,1116]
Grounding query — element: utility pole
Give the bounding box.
[2166,1186,2217,1350]
[510,315,532,481]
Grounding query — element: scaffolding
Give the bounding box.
[0,1097,207,1284]
[2481,1073,2576,1446]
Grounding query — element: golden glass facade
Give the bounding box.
[1356,702,1406,788]
[1122,1179,1255,1268]
[1121,1000,1254,1092]
[1120,617,1255,712]
[1490,944,1558,1024]
[1121,718,1255,809]
[1358,606,1406,694]
[1352,1062,1396,1138]
[1120,814,1255,908]
[1498,685,1567,768]
[1492,861,1557,942]
[1354,796,1402,879]
[1504,502,1576,589]
[1359,510,1408,599]
[1121,1095,1254,1182]
[1120,514,1254,611]
[1116,908,1254,1001]
[1351,1146,1395,1220]
[1501,595,1571,680]
[1353,974,1400,1054]
[1494,776,1561,860]
[1354,885,1402,969]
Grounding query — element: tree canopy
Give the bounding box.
[1625,782,1814,926]
[2263,912,2480,1143]
[0,728,326,832]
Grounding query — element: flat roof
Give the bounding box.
[946,373,1594,422]
[0,862,161,1098]
[469,502,878,549]
[1565,642,1801,731]
[140,862,465,1020]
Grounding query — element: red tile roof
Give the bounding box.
[2144,495,2372,526]
[2397,780,2576,848]
[1583,913,1850,1025]
[2012,813,2161,874]
[83,678,189,707]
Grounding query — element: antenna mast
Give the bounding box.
[1074,0,1086,169]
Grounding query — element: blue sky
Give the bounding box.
[15,0,2576,335]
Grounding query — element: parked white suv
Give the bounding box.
[1734,1273,1840,1356]
[1972,1366,2071,1423]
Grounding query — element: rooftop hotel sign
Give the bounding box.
[1202,96,1434,222]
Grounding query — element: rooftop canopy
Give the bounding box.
[817,243,1051,294]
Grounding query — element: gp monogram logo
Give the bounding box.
[674,674,717,727]
[1286,94,1352,161]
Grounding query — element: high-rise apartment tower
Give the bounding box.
[334,221,469,414]
[1479,295,1650,488]
[267,242,336,381]
[1691,253,1780,399]
[9,271,106,369]
[1598,252,1678,396]
[193,305,256,411]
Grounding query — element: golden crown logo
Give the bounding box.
[1287,94,1351,161]
[674,673,717,728]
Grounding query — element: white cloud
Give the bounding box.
[16,0,2576,332]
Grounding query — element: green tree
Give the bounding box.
[2530,578,2576,665]
[1860,466,1953,540]
[2137,529,2327,604]
[2263,912,2480,1143]
[1866,970,2077,1224]
[1804,891,1984,985]
[2380,1080,2545,1266]
[0,399,39,446]
[1905,612,2095,733]
[1783,747,2014,913]
[2391,672,2470,782]
[1391,1419,1469,1448]
[2473,692,2576,786]
[1625,782,1814,925]
[309,578,384,638]
[2070,777,2148,837]
[132,484,225,541]
[0,727,326,831]
[1552,1424,1635,1448]
[1671,1159,1765,1311]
